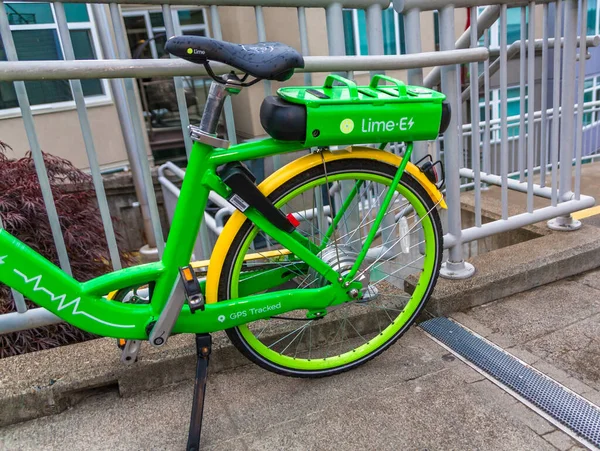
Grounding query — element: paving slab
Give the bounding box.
[0,328,562,451]
[542,430,580,451]
[425,224,600,316]
[461,267,600,432]
[465,280,600,347]
[524,314,600,391]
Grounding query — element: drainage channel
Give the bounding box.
[419,317,600,450]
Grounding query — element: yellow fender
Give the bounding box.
[205,146,446,304]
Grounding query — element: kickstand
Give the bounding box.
[186,334,212,451]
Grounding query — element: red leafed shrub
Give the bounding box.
[0,140,133,358]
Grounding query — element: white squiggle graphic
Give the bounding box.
[0,255,7,265]
[13,270,135,329]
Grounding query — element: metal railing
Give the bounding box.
[424,0,594,278]
[0,0,593,335]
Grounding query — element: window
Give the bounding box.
[479,6,529,48]
[0,2,109,115]
[588,1,599,36]
[342,7,405,56]
[122,8,209,60]
[479,87,528,140]
[583,76,600,127]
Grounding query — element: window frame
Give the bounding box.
[477,6,529,48]
[121,7,209,60]
[582,75,600,130]
[589,0,600,36]
[0,2,112,119]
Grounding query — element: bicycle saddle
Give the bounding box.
[165,36,304,82]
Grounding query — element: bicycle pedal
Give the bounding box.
[120,339,142,365]
[180,265,205,313]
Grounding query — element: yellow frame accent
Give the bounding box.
[204,147,446,304]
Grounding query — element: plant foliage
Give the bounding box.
[0,141,132,358]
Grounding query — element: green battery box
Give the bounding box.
[259,74,450,147]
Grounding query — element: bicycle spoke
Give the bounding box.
[230,165,441,373]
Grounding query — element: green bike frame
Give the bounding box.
[0,137,414,340]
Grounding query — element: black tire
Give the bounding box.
[217,158,443,378]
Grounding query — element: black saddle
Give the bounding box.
[165,36,304,82]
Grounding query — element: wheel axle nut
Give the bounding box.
[349,288,359,299]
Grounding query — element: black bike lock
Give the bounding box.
[219,162,296,233]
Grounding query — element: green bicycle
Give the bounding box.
[0,36,450,449]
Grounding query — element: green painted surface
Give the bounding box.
[278,75,446,147]
[0,75,444,342]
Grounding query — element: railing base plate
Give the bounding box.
[547,215,582,232]
[439,261,475,280]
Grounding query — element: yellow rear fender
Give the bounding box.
[205,146,446,304]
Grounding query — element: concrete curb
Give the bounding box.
[2,225,600,428]
[0,331,248,428]
[426,224,600,316]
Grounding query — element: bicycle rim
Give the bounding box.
[219,159,442,376]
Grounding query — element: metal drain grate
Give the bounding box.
[420,317,600,448]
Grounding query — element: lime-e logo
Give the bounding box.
[187,48,193,55]
[340,118,354,134]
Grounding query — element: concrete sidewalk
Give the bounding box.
[4,166,600,450]
[3,262,600,450]
[0,328,564,450]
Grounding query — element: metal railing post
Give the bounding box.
[109,2,165,254]
[0,1,72,275]
[366,3,384,62]
[325,3,346,58]
[438,4,475,279]
[403,8,427,163]
[297,7,313,85]
[574,0,588,200]
[0,216,27,314]
[209,5,237,145]
[90,4,158,251]
[54,1,122,271]
[162,4,193,158]
[548,0,582,231]
[539,3,549,187]
[469,6,482,226]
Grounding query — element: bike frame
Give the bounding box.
[0,136,413,340]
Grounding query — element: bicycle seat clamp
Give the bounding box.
[189,124,230,149]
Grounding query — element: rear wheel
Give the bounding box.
[217,158,443,377]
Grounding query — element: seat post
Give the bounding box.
[198,78,231,135]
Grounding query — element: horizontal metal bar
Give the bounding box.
[395,0,552,12]
[488,35,600,59]
[0,308,62,335]
[50,0,389,7]
[442,197,595,249]
[461,98,600,131]
[0,48,488,81]
[462,36,600,101]
[460,168,555,199]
